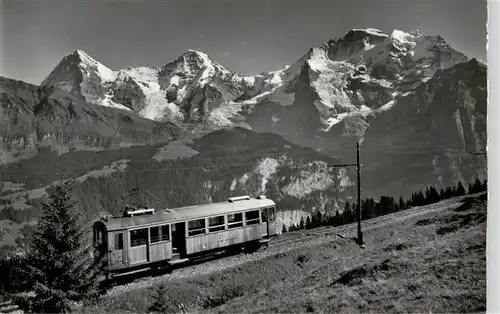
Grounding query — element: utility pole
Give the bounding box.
[326,143,363,247]
[356,141,363,245]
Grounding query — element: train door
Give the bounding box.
[267,206,277,236]
[171,222,187,258]
[93,224,107,258]
[109,231,126,268]
[261,207,276,236]
[261,208,269,235]
[129,228,150,265]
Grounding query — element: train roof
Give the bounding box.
[98,197,276,231]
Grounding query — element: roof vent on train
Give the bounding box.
[228,195,251,202]
[122,205,155,217]
[257,195,267,200]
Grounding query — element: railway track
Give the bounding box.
[102,193,483,297]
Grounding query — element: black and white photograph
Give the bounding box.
[0,0,496,313]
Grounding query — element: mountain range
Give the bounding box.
[0,27,487,255]
[35,28,488,193]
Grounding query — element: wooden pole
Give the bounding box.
[357,141,363,245]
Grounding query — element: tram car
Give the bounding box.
[92,195,277,278]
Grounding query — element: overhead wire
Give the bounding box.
[130,154,349,173]
[115,142,486,207]
[131,147,484,172]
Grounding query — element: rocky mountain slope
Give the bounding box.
[41,49,254,130]
[0,77,180,164]
[360,58,487,196]
[35,28,486,197]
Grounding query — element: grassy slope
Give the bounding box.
[83,194,486,313]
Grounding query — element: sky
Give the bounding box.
[1,0,488,85]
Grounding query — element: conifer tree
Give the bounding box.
[299,217,305,230]
[314,211,323,228]
[21,182,105,313]
[444,186,454,198]
[389,196,396,213]
[398,196,406,211]
[439,189,445,200]
[361,199,371,219]
[424,187,431,204]
[336,212,341,226]
[419,190,426,205]
[428,186,440,204]
[343,202,351,224]
[468,182,474,195]
[368,198,377,217]
[456,181,466,196]
[281,224,287,234]
[469,177,483,194]
[305,216,313,230]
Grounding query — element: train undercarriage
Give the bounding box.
[99,237,273,291]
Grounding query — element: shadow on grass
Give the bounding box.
[414,194,486,235]
[383,242,411,252]
[332,259,407,286]
[437,198,486,235]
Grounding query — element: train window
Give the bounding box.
[261,209,268,223]
[188,219,206,236]
[93,227,105,248]
[114,233,123,250]
[130,228,148,247]
[94,228,103,245]
[150,226,159,243]
[208,216,226,232]
[245,210,260,225]
[228,213,243,229]
[161,225,170,241]
[151,225,170,243]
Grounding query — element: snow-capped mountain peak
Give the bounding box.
[238,28,471,136]
[160,49,237,85]
[72,49,97,62]
[39,28,472,135]
[71,49,117,83]
[390,29,418,51]
[49,49,117,83]
[184,49,211,60]
[40,49,121,108]
[187,50,216,86]
[346,28,389,39]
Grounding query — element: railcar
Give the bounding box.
[92,195,277,278]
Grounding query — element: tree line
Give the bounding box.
[283,177,487,233]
